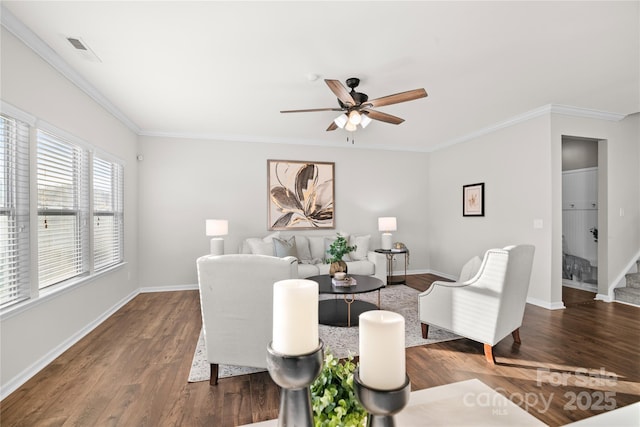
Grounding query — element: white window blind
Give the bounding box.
[37,130,89,288]
[93,156,123,270]
[0,114,30,307]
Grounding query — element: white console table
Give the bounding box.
[242,378,545,426]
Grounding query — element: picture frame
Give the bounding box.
[463,183,484,217]
[267,159,335,230]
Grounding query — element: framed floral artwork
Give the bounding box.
[463,183,484,217]
[267,159,335,230]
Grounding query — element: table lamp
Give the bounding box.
[378,217,397,250]
[206,219,228,255]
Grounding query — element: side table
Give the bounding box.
[374,248,408,285]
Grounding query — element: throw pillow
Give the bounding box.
[247,238,275,256]
[349,234,370,261]
[308,236,327,260]
[294,235,312,261]
[459,256,483,282]
[274,237,298,259]
[244,232,281,255]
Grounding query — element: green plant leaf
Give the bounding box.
[311,349,366,426]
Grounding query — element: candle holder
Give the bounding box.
[354,369,411,427]
[266,340,324,427]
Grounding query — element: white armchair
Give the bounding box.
[196,254,298,384]
[418,245,535,363]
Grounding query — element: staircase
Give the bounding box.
[614,260,640,306]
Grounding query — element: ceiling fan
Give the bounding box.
[280,77,427,132]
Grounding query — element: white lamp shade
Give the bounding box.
[348,110,362,125]
[378,217,397,232]
[360,114,372,128]
[206,219,228,236]
[345,121,357,132]
[333,114,348,129]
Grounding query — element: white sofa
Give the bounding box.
[239,232,387,284]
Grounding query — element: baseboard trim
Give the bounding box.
[425,269,457,281]
[612,299,640,308]
[0,289,140,401]
[139,284,198,293]
[527,297,566,310]
[595,293,613,302]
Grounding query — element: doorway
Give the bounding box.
[561,136,599,302]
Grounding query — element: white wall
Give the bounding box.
[427,115,554,306]
[0,29,139,394]
[427,111,640,308]
[137,136,430,288]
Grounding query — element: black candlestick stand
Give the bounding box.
[266,340,324,427]
[354,369,411,427]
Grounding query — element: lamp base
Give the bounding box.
[210,238,224,255]
[381,233,393,250]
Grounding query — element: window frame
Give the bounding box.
[93,155,124,271]
[36,128,90,289]
[0,103,126,315]
[0,112,32,308]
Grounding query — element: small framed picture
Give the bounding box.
[463,183,484,217]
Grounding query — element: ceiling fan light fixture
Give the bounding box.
[333,114,348,129]
[348,110,362,125]
[345,122,357,132]
[360,114,372,129]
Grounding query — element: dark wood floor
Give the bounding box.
[1,275,639,426]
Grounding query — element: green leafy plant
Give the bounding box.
[326,234,357,264]
[311,350,366,427]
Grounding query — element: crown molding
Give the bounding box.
[137,129,416,152]
[430,104,628,152]
[0,5,141,134]
[549,104,627,122]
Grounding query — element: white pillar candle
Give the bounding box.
[272,279,319,356]
[359,310,405,390]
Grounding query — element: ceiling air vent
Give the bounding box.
[67,37,88,50]
[65,36,101,62]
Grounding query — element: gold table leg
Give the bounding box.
[343,294,356,327]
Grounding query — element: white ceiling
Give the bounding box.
[2,1,639,152]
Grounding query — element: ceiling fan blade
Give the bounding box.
[364,88,427,108]
[326,121,338,131]
[363,109,405,125]
[280,107,344,113]
[325,79,356,107]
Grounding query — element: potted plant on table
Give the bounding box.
[326,234,357,276]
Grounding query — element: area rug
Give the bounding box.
[188,284,460,383]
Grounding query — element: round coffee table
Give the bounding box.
[308,274,384,327]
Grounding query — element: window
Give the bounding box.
[0,114,30,307]
[37,130,89,289]
[93,156,124,270]
[0,105,125,310]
